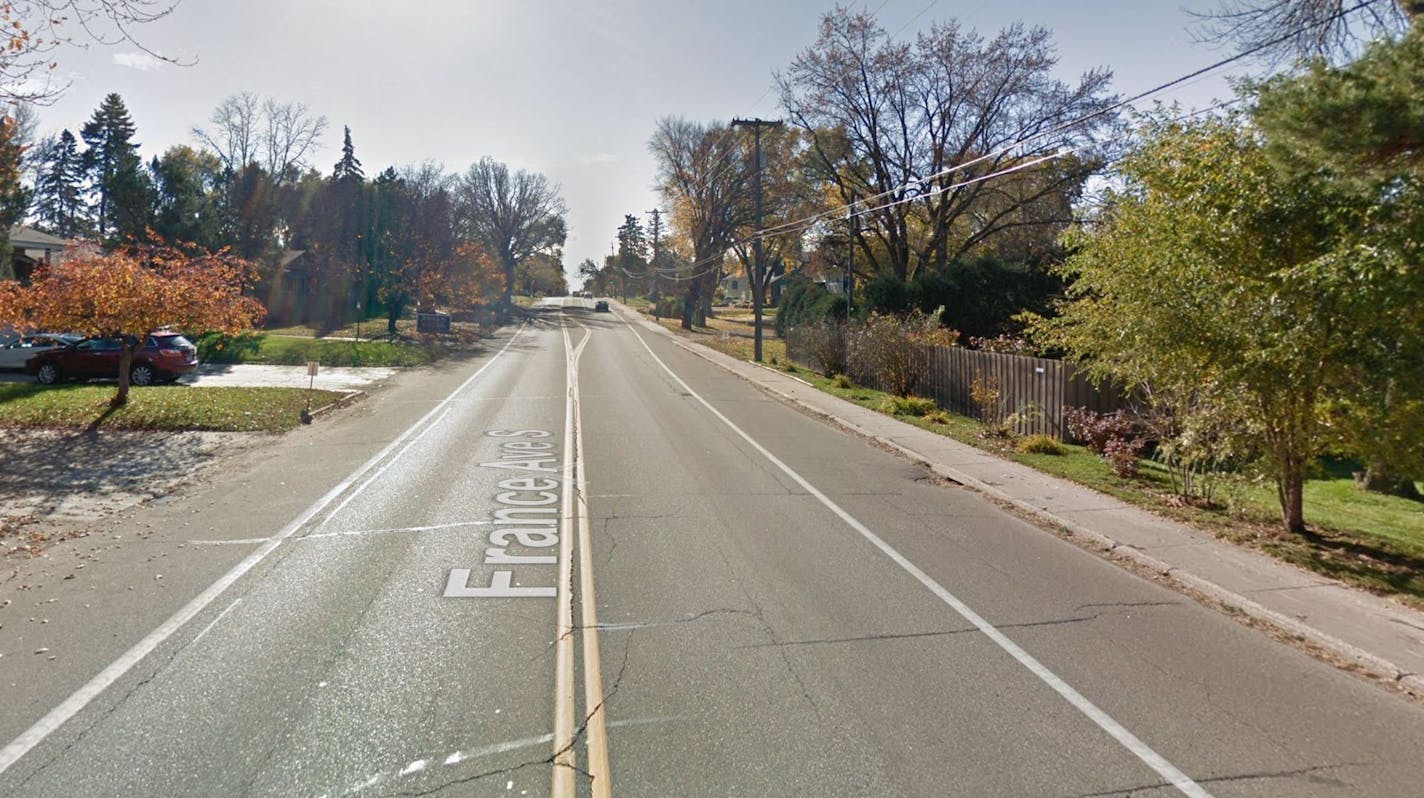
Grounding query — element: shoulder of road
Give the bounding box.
[613,303,1424,699]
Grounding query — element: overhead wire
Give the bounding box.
[648,0,1380,285]
[745,0,1380,242]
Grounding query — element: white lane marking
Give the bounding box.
[188,521,495,547]
[191,599,242,644]
[0,323,529,778]
[302,520,491,540]
[329,716,681,798]
[571,322,612,798]
[618,316,1213,798]
[311,405,454,531]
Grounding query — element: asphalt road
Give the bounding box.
[1,301,1422,796]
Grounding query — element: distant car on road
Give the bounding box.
[26,331,199,385]
[0,333,81,370]
[594,300,610,312]
[582,291,594,299]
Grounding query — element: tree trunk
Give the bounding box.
[387,301,402,337]
[113,341,136,407]
[1357,465,1423,500]
[681,278,698,331]
[1277,459,1307,534]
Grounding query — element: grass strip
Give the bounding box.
[0,384,351,433]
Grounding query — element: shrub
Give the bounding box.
[831,373,853,389]
[653,295,681,318]
[1065,407,1141,454]
[1017,434,1066,455]
[924,410,954,425]
[1104,436,1147,478]
[969,372,1004,430]
[968,334,1037,355]
[880,395,939,416]
[195,331,264,363]
[801,320,848,376]
[776,273,846,334]
[847,310,943,396]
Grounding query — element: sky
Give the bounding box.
[28,0,1247,285]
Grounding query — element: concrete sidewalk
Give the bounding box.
[625,307,1424,698]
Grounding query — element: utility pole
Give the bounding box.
[647,208,663,302]
[732,117,782,362]
[847,188,856,321]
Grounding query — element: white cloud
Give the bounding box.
[577,153,618,165]
[112,52,166,71]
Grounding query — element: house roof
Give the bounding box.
[9,225,71,250]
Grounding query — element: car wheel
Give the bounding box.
[35,362,61,385]
[131,364,156,386]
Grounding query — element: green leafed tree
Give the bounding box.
[1032,111,1389,534]
[150,145,224,250]
[1248,27,1424,497]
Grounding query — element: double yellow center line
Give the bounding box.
[554,321,612,797]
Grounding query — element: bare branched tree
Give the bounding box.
[457,157,568,309]
[1189,0,1421,65]
[779,9,1119,281]
[262,99,327,181]
[193,93,327,182]
[648,117,754,328]
[1,0,181,104]
[193,92,260,173]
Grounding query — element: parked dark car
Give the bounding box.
[26,332,199,385]
[0,333,81,370]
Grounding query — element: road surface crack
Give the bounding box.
[733,613,1113,650]
[1069,760,1370,796]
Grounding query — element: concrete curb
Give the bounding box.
[626,307,1424,699]
[308,389,365,421]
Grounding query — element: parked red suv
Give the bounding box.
[26,331,199,386]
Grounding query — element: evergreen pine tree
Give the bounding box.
[332,126,364,182]
[33,130,89,238]
[80,93,146,241]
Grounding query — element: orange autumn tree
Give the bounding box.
[0,245,266,405]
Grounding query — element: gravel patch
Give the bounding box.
[0,428,261,554]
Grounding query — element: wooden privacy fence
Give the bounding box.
[785,326,1126,440]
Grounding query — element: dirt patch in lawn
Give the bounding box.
[0,429,262,557]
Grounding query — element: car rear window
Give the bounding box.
[151,334,194,349]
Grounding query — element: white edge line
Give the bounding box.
[616,315,1212,798]
[0,322,529,777]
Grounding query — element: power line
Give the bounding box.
[650,0,1375,286]
[749,0,1378,243]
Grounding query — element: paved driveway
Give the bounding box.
[0,363,396,391]
[178,363,396,390]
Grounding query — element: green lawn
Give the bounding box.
[780,365,1424,606]
[0,384,350,433]
[197,332,444,367]
[650,316,789,365]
